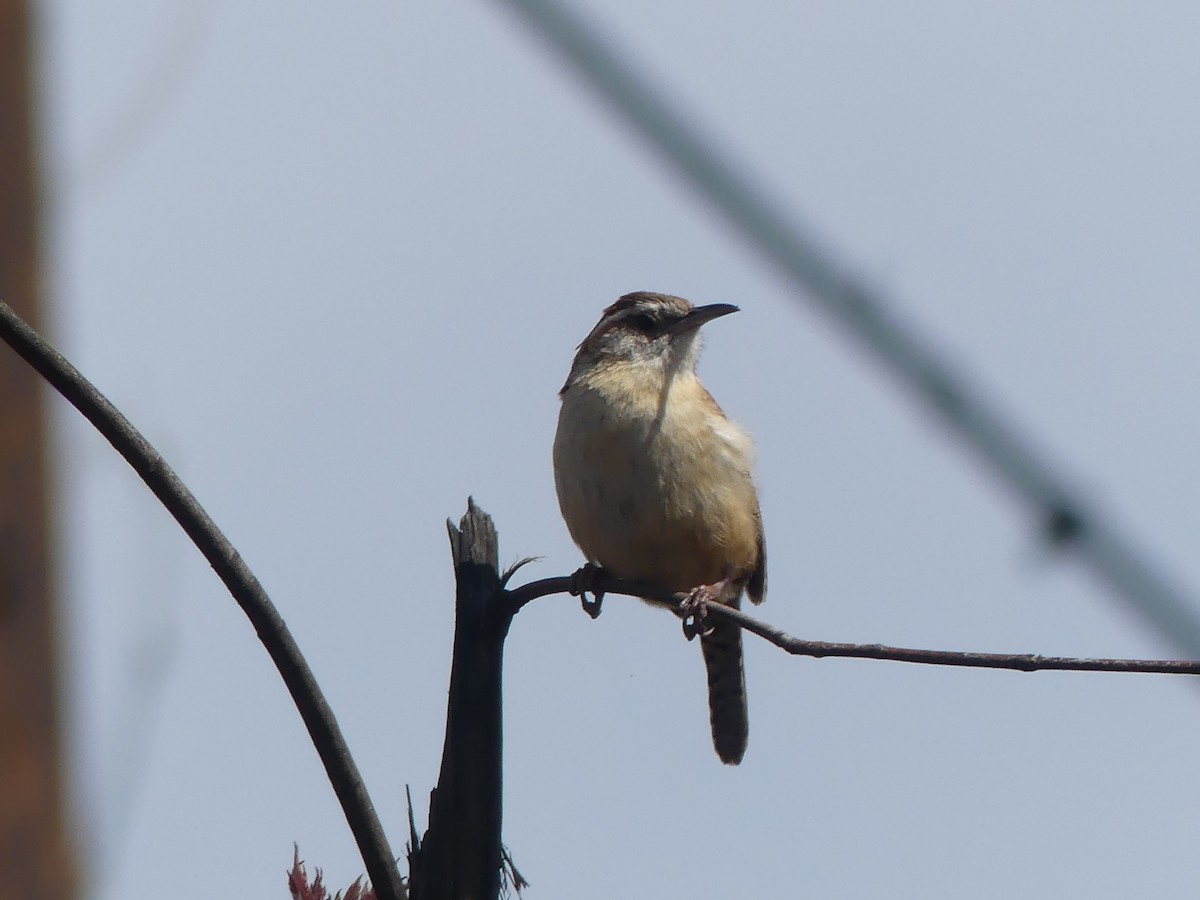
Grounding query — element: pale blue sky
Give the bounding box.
[39,2,1200,897]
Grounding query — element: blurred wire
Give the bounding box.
[492,0,1200,656]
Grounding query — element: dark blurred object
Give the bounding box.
[0,2,75,898]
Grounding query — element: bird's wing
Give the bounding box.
[746,505,766,605]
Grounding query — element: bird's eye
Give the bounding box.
[625,312,657,333]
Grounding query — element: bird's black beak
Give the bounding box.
[667,303,740,335]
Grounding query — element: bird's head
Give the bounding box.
[562,291,738,395]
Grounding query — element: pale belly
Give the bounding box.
[553,383,759,592]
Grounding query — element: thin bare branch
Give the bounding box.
[506,568,1200,676]
[491,0,1200,659]
[0,300,406,900]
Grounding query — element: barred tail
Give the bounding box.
[701,620,748,765]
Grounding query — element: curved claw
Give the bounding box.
[580,593,604,619]
[679,590,712,641]
[569,563,606,619]
[680,578,733,640]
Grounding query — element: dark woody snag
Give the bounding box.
[408,499,510,900]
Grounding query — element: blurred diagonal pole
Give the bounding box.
[0,1,76,899]
[493,0,1200,655]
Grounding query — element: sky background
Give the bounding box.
[30,1,1200,897]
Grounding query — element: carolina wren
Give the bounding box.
[553,291,766,765]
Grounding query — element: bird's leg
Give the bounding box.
[568,563,606,619]
[680,576,733,641]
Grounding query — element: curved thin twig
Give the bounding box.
[493,0,1200,659]
[506,569,1200,676]
[0,302,405,900]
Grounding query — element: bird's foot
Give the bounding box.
[680,578,731,640]
[568,563,606,619]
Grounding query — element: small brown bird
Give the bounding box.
[553,291,766,764]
